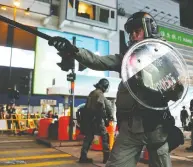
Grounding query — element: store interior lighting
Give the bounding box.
[0,3,30,16]
[1,6,6,10]
[13,0,20,7]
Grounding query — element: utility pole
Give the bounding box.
[8,2,19,94]
[27,71,32,121]
[68,37,76,141]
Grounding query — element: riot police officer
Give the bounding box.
[78,78,113,163]
[49,12,183,167]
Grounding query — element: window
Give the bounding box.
[99,7,109,23]
[72,0,110,24]
[13,27,36,51]
[76,1,95,20]
[0,21,8,46]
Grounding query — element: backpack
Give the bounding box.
[76,105,94,135]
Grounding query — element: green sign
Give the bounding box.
[159,26,193,47]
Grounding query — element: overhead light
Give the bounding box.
[13,0,20,7]
[1,6,7,10]
[25,8,30,15]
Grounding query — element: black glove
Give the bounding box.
[48,36,79,53]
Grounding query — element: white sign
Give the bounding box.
[0,120,7,130]
[40,99,57,106]
[85,0,117,8]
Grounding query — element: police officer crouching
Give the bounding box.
[77,78,113,164]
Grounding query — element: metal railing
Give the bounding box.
[0,114,41,134]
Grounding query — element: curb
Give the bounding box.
[36,137,83,148]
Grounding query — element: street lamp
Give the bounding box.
[1,6,7,10]
[8,0,20,92]
[13,0,20,21]
[13,0,20,8]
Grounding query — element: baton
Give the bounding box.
[0,15,51,40]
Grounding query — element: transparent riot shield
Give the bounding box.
[121,39,189,110]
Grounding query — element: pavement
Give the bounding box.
[56,141,193,167]
[0,135,90,167]
[0,134,192,167]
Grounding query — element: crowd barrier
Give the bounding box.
[0,114,40,134]
[38,116,78,141]
[37,116,149,163]
[91,121,117,151]
[38,116,116,145]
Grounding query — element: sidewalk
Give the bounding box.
[37,130,193,166]
[171,140,193,160]
[55,146,105,167]
[54,140,193,167]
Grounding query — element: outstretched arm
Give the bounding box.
[75,48,122,72]
[48,36,122,72]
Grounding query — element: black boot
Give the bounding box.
[103,151,110,164]
[79,153,93,163]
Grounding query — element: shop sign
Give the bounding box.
[159,26,193,47]
[40,99,57,105]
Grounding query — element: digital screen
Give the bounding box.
[11,48,34,69]
[34,28,110,94]
[0,46,11,66]
[0,46,34,69]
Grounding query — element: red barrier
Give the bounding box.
[91,135,103,151]
[58,116,70,141]
[91,121,114,151]
[38,118,52,138]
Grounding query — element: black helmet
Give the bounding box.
[94,78,109,92]
[124,12,158,38]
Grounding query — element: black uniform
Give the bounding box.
[79,88,113,163]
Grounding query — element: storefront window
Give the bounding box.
[68,0,110,24]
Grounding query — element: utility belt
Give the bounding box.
[116,109,174,132]
[81,109,109,126]
[93,115,110,127]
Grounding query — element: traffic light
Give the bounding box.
[57,52,75,72]
[20,75,29,89]
[67,73,76,82]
